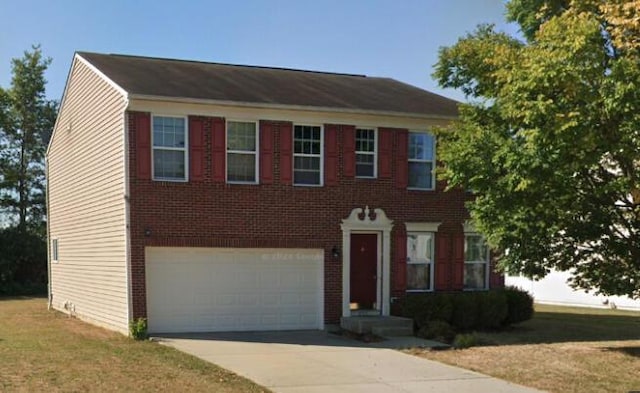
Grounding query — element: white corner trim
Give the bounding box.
[463,220,477,233]
[76,53,129,98]
[405,222,442,233]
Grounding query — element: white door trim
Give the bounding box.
[340,206,393,317]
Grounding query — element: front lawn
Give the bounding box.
[0,297,269,392]
[408,304,640,393]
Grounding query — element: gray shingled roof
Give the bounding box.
[78,52,458,117]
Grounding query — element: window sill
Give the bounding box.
[407,187,435,192]
[355,176,377,180]
[293,183,324,187]
[227,181,259,185]
[405,289,434,293]
[152,178,188,183]
[463,288,489,292]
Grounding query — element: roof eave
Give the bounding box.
[127,94,458,121]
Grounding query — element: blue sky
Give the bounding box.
[0,1,516,102]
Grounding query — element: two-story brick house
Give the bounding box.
[47,52,503,335]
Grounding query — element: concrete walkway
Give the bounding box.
[156,331,545,393]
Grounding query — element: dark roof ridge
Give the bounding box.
[76,51,368,79]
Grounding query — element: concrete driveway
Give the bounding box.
[156,330,544,393]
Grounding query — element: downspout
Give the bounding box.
[123,97,132,330]
[45,156,52,310]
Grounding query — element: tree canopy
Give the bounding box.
[434,0,640,298]
[0,46,57,294]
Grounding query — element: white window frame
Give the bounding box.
[226,119,259,184]
[51,238,59,263]
[463,233,490,291]
[355,127,377,178]
[293,124,324,187]
[405,231,435,292]
[407,130,436,191]
[151,114,189,182]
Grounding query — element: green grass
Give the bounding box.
[408,304,640,393]
[0,297,269,393]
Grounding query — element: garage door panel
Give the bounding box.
[146,247,323,333]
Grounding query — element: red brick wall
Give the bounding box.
[127,112,491,324]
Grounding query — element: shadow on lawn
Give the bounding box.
[604,346,640,358]
[478,311,640,346]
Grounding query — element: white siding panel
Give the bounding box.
[48,57,129,334]
[507,271,640,311]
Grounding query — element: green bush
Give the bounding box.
[453,333,479,349]
[402,293,453,328]
[418,320,456,343]
[450,293,479,331]
[0,227,47,296]
[402,287,534,334]
[129,318,148,340]
[502,286,534,325]
[476,290,508,329]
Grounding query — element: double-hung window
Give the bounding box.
[152,116,187,181]
[406,232,434,291]
[293,125,322,186]
[355,128,376,178]
[227,121,258,183]
[408,131,435,189]
[51,238,59,263]
[464,234,489,290]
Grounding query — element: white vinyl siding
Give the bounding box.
[47,56,129,334]
[226,121,258,183]
[408,131,436,190]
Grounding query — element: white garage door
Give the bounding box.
[145,247,324,333]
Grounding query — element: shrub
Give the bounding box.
[503,286,534,325]
[418,320,456,343]
[129,318,148,340]
[402,293,453,328]
[453,333,479,349]
[476,290,508,329]
[450,293,479,331]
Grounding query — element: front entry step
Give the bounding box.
[340,316,414,336]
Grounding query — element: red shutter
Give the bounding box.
[378,128,393,178]
[342,125,356,177]
[135,112,151,180]
[279,122,293,185]
[260,121,274,184]
[189,117,205,181]
[395,129,408,188]
[435,232,451,291]
[394,230,407,290]
[489,253,504,289]
[324,124,339,186]
[451,233,465,290]
[211,117,226,183]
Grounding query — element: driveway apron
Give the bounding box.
[156,331,545,393]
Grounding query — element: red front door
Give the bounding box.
[350,233,378,309]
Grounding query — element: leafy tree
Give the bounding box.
[433,0,640,298]
[0,46,57,295]
[0,45,58,234]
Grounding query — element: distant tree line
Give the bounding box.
[0,46,58,295]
